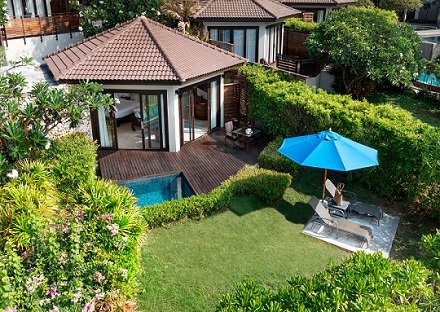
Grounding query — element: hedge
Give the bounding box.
[217,252,435,311]
[141,166,292,228]
[284,17,318,32]
[240,64,440,216]
[41,133,98,195]
[258,137,300,175]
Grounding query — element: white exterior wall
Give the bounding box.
[202,21,283,63]
[4,32,84,63]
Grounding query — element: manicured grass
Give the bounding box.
[368,90,440,127]
[137,186,349,311]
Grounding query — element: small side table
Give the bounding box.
[327,199,350,218]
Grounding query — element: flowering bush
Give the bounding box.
[0,135,144,311]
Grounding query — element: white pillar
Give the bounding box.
[167,87,181,152]
[220,75,225,127]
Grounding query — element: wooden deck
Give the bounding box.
[98,131,267,194]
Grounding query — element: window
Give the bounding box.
[208,27,258,62]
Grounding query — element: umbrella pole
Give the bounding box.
[322,169,327,200]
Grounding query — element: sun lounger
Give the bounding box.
[325,179,383,225]
[308,196,373,247]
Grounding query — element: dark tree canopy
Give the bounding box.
[306,6,423,98]
[81,0,164,36]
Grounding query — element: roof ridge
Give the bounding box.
[140,16,247,62]
[251,0,276,19]
[139,17,185,82]
[192,0,216,19]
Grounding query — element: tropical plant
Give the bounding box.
[161,0,200,34]
[0,134,144,310]
[0,72,112,182]
[306,6,423,98]
[379,0,423,21]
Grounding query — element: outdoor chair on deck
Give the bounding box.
[308,196,373,247]
[224,121,239,147]
[325,179,383,225]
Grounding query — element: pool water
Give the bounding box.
[418,72,440,86]
[118,173,194,206]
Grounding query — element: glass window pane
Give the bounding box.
[233,29,245,57]
[220,29,231,43]
[246,29,257,62]
[210,80,218,129]
[209,29,218,41]
[97,105,115,148]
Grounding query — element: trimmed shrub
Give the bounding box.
[258,137,300,175]
[217,252,434,311]
[0,136,144,311]
[240,64,440,216]
[284,17,317,32]
[141,166,292,228]
[41,133,98,195]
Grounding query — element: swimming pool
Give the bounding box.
[118,173,194,206]
[418,72,440,87]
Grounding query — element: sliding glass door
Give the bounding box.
[94,90,168,150]
[180,77,220,146]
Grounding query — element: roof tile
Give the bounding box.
[44,17,246,83]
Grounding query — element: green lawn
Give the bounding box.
[137,185,349,311]
[368,90,440,128]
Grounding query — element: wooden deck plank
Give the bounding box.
[98,131,267,194]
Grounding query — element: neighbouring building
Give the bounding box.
[277,0,357,22]
[193,0,301,64]
[44,16,246,152]
[2,0,83,62]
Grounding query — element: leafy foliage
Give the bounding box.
[0,0,8,24]
[422,230,440,272]
[217,252,434,311]
[141,167,292,228]
[284,18,317,32]
[258,137,300,175]
[81,0,164,36]
[306,6,423,98]
[0,73,112,182]
[240,64,440,217]
[379,0,423,21]
[0,134,144,311]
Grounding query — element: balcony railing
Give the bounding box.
[208,39,234,53]
[2,12,81,45]
[276,54,321,77]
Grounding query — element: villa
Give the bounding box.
[44,16,246,152]
[2,0,83,61]
[194,0,301,64]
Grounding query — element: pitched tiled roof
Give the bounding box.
[44,17,246,83]
[279,0,357,5]
[193,0,301,21]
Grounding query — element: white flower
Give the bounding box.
[7,169,18,179]
[45,141,51,150]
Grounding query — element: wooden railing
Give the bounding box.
[208,39,234,53]
[276,54,321,77]
[2,12,81,44]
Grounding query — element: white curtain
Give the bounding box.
[246,29,257,62]
[36,0,46,16]
[210,80,218,129]
[10,0,23,17]
[233,29,245,57]
[160,94,166,148]
[98,105,111,147]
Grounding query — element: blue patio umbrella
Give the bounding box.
[278,129,378,198]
